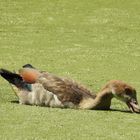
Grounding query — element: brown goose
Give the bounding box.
[0,65,140,113]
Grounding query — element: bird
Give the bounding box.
[0,64,140,113]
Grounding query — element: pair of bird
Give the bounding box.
[0,64,140,113]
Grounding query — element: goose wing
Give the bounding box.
[19,66,96,104]
[37,73,96,104]
[0,69,32,91]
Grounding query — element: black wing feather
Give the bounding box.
[0,68,32,91]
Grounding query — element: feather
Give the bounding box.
[0,69,32,91]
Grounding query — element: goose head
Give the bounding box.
[103,80,140,113]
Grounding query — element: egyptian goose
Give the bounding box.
[0,65,140,113]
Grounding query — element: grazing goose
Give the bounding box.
[0,65,140,113]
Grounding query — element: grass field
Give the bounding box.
[0,0,140,139]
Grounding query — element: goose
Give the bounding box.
[0,64,140,113]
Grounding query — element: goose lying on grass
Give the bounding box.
[0,64,140,113]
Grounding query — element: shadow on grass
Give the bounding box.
[11,100,19,104]
[108,108,132,114]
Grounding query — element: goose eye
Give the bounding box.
[125,89,137,102]
[125,88,133,96]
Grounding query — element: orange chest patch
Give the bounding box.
[19,68,40,83]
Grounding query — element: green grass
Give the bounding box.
[0,0,140,139]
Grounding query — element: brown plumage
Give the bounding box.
[1,65,140,113]
[37,73,96,105]
[18,67,140,112]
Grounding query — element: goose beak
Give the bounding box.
[126,100,140,113]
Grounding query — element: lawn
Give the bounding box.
[0,0,140,139]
